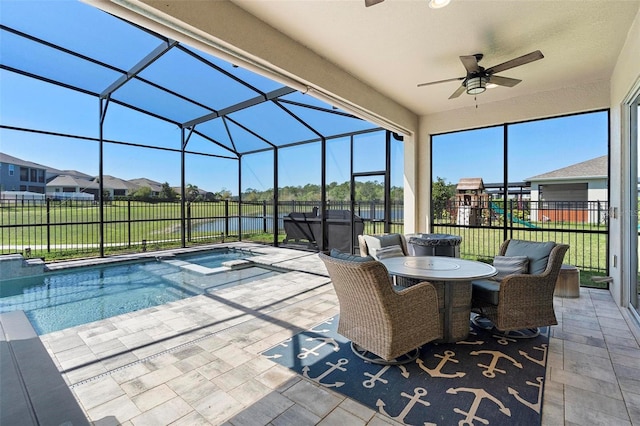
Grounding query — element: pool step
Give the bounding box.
[0,254,45,281]
[161,258,253,276]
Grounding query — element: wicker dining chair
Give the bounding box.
[319,251,441,364]
[471,239,569,337]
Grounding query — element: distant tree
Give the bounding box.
[159,182,178,200]
[186,183,200,202]
[218,188,233,200]
[432,177,455,220]
[131,186,152,200]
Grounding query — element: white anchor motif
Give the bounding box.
[470,350,523,378]
[519,343,548,366]
[362,364,409,388]
[297,336,340,359]
[508,376,544,413]
[416,350,466,378]
[309,318,334,334]
[447,387,511,425]
[302,358,348,387]
[263,337,291,359]
[377,387,431,424]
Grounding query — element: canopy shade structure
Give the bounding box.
[0,0,381,158]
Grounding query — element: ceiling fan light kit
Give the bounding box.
[429,0,451,9]
[466,76,487,95]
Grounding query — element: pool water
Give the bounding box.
[0,249,263,335]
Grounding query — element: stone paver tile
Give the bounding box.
[317,406,367,426]
[167,369,220,405]
[73,376,125,411]
[605,334,640,350]
[193,389,244,425]
[366,414,405,426]
[130,396,193,426]
[338,398,376,422]
[282,379,344,418]
[121,364,184,397]
[87,393,142,425]
[64,362,109,386]
[212,363,261,392]
[213,344,255,368]
[564,385,630,424]
[174,351,216,373]
[197,357,235,380]
[550,368,623,399]
[111,363,153,384]
[170,410,213,426]
[563,348,617,384]
[271,403,321,426]
[228,378,273,405]
[132,384,178,412]
[46,333,87,353]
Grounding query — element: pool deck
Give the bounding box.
[13,243,640,425]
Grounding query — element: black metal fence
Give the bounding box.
[431,199,609,273]
[1,197,609,276]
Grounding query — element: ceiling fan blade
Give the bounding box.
[417,76,464,88]
[488,75,522,87]
[486,50,544,75]
[365,0,385,7]
[460,54,481,74]
[448,84,467,99]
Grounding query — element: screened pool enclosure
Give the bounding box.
[0,1,404,258]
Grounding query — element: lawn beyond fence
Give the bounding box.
[1,198,609,281]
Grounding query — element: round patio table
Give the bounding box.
[380,256,497,343]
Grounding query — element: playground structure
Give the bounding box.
[452,178,536,228]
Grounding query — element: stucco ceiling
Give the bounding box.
[230,0,639,116]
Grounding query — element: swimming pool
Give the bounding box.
[0,249,276,335]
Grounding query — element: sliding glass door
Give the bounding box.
[630,93,639,317]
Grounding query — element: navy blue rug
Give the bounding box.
[262,316,548,425]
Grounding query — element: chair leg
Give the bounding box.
[470,313,541,339]
[350,342,419,365]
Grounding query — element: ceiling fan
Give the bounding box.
[417,50,544,99]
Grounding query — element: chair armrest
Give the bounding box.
[390,281,441,331]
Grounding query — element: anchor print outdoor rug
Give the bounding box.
[262,316,549,425]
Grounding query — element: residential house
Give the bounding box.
[0,152,47,194]
[527,155,608,223]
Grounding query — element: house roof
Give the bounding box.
[129,178,163,192]
[456,178,485,191]
[0,152,48,170]
[97,175,139,191]
[526,155,608,181]
[47,175,99,190]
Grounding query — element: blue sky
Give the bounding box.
[0,1,609,195]
[432,111,609,185]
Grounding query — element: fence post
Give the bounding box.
[46,198,51,253]
[127,200,131,248]
[187,202,192,243]
[224,200,229,238]
[263,200,267,233]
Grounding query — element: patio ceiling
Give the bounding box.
[0,1,380,158]
[227,0,640,117]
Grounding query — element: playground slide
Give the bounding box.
[490,202,537,228]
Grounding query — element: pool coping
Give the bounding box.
[0,310,90,426]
